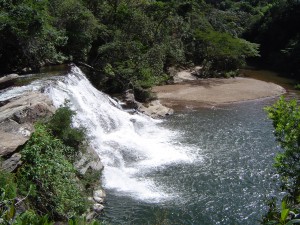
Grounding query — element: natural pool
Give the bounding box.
[102,98,282,225]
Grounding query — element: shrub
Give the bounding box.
[17,124,88,220]
[46,106,86,162]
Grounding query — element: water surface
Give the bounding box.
[102,98,282,225]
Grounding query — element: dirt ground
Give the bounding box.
[152,77,286,108]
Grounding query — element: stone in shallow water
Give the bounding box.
[93,189,106,199]
[93,203,104,213]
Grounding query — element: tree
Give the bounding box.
[0,0,67,73]
[265,97,300,200]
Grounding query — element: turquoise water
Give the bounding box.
[101,98,282,225]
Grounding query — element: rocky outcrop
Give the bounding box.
[1,153,22,172]
[168,66,200,83]
[75,146,105,218]
[0,74,19,90]
[0,92,55,124]
[122,89,173,118]
[74,146,104,176]
[138,100,174,118]
[0,92,55,171]
[122,89,139,109]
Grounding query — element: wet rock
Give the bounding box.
[93,203,104,213]
[1,153,22,172]
[85,211,96,221]
[93,189,106,204]
[123,89,139,109]
[0,74,19,90]
[138,100,174,118]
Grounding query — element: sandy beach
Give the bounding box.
[152,77,286,108]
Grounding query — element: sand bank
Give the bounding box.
[152,77,286,108]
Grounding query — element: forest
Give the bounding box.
[0,0,272,98]
[1,0,300,224]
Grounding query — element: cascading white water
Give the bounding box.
[1,66,197,202]
[46,67,198,202]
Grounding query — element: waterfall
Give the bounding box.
[1,66,196,202]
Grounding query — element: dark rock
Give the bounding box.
[123,89,139,109]
[1,153,22,172]
[0,74,19,90]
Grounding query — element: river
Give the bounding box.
[101,98,282,225]
[1,67,296,225]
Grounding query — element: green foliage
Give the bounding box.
[262,97,300,224]
[194,28,259,73]
[49,0,99,61]
[14,211,54,225]
[45,106,86,160]
[0,107,104,224]
[0,169,17,224]
[17,123,88,220]
[0,0,67,73]
[295,84,300,90]
[265,97,300,197]
[245,0,300,76]
[1,0,263,92]
[67,217,103,225]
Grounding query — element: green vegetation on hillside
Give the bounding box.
[0,0,260,97]
[262,97,300,224]
[0,107,102,224]
[245,0,300,78]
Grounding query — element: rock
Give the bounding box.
[0,74,19,90]
[1,153,22,172]
[174,70,197,83]
[93,189,106,204]
[123,89,139,109]
[138,100,174,118]
[74,146,104,176]
[93,203,104,213]
[85,211,96,221]
[191,66,203,77]
[0,92,54,156]
[0,120,33,156]
[0,131,28,156]
[0,92,55,124]
[21,67,32,73]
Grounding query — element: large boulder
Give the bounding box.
[0,74,19,90]
[0,92,55,170]
[0,92,55,124]
[122,89,139,109]
[138,100,174,118]
[74,146,104,176]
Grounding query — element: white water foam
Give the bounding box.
[1,66,197,202]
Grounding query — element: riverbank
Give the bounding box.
[152,77,286,108]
